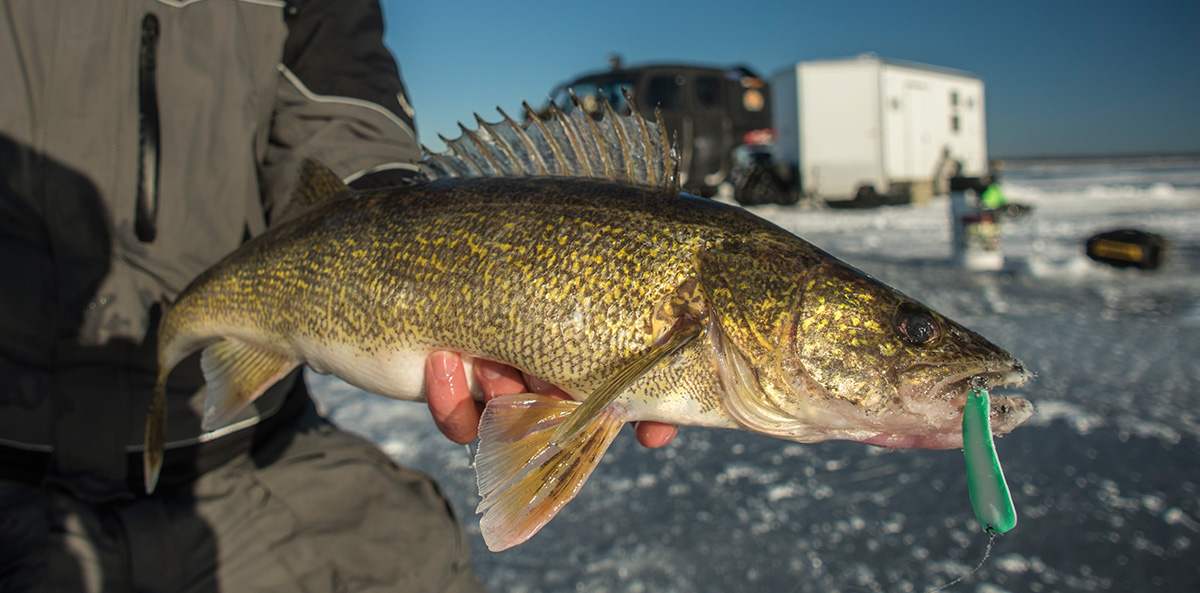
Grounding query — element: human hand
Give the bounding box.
[425,351,678,447]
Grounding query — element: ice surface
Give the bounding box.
[311,158,1200,592]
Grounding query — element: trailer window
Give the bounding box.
[695,75,721,107]
[646,75,683,110]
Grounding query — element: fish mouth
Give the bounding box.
[861,359,1034,450]
[714,323,1035,451]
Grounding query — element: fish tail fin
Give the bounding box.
[422,88,678,192]
[475,394,627,551]
[200,338,299,431]
[143,369,168,493]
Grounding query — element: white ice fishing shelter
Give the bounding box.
[771,54,987,204]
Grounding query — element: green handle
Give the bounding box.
[963,387,1017,534]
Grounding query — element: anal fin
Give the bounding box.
[200,338,299,431]
[475,394,627,551]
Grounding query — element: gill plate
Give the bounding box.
[711,316,811,438]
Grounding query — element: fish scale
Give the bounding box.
[169,177,750,399]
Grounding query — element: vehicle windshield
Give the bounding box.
[551,79,636,116]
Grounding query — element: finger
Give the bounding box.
[634,421,678,448]
[474,358,528,401]
[425,351,480,444]
[521,372,571,400]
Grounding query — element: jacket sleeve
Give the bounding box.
[262,0,422,221]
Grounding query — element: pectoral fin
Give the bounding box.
[547,319,701,448]
[475,393,627,551]
[200,338,299,431]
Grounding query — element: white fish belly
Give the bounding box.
[295,339,482,403]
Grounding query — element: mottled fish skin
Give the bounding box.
[163,178,743,417]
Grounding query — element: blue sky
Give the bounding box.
[382,0,1198,157]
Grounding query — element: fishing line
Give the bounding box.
[798,529,1000,593]
[922,532,999,593]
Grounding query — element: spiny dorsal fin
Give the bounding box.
[276,160,352,224]
[421,89,679,192]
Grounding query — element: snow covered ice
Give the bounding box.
[312,157,1200,592]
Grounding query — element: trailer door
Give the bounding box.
[902,81,935,180]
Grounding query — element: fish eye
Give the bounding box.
[895,305,941,346]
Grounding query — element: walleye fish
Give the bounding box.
[145,93,1033,552]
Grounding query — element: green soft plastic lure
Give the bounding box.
[963,386,1017,534]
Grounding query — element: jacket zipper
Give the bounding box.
[135,13,161,243]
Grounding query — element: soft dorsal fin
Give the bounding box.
[275,160,352,224]
[421,89,680,192]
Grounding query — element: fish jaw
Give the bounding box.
[858,364,1034,450]
[715,327,1034,449]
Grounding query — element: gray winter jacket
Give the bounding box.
[0,0,421,500]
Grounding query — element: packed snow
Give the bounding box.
[312,157,1200,592]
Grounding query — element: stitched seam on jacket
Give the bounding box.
[153,0,286,8]
[342,161,421,185]
[278,64,417,140]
